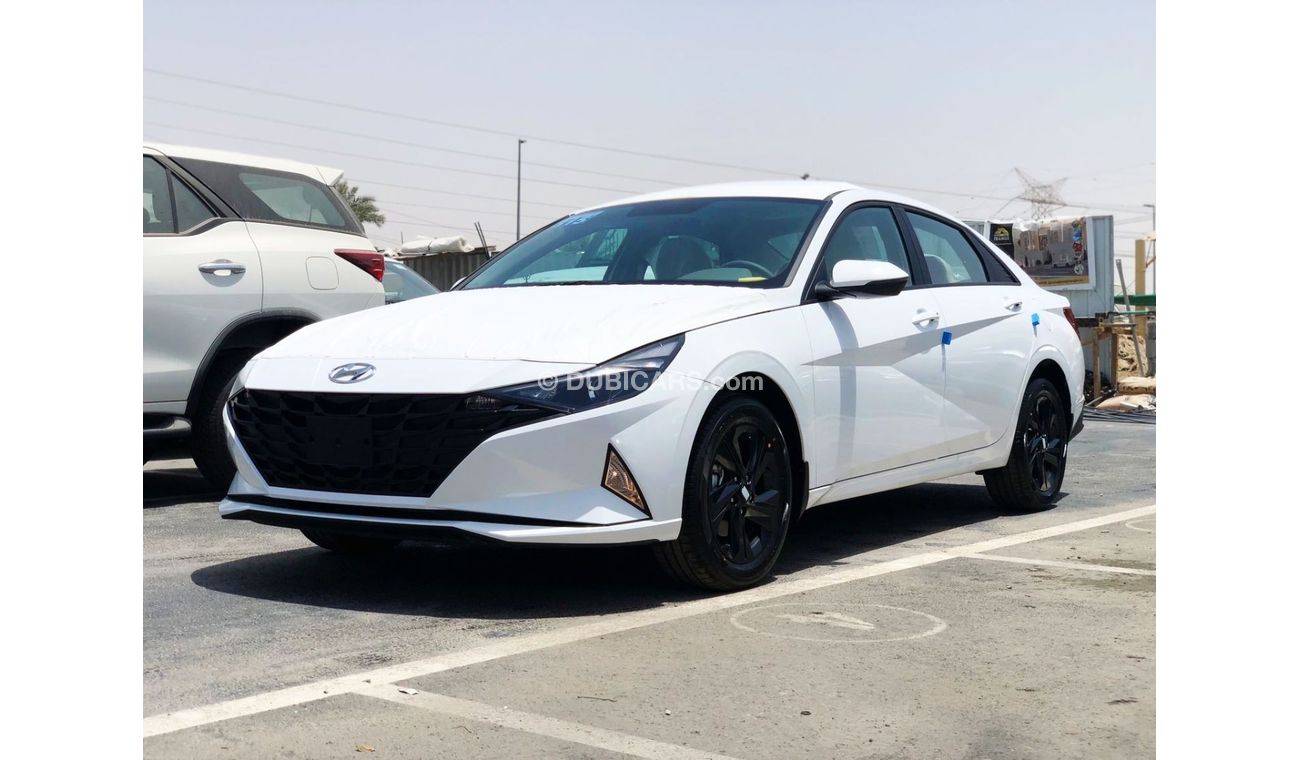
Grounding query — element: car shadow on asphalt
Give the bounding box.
[189,481,1009,620]
[144,464,226,508]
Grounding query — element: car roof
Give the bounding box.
[143,142,347,185]
[574,180,952,217]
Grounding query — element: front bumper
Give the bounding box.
[220,493,681,545]
[221,368,711,545]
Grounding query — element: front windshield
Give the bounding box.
[461,197,825,289]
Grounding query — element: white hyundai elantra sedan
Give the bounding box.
[220,181,1084,590]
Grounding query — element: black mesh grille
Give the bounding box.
[229,390,556,497]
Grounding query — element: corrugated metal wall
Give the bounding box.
[397,252,491,291]
[1057,216,1118,377]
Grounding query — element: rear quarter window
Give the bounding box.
[174,158,363,235]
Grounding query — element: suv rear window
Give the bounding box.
[175,158,363,235]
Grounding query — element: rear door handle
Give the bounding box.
[912,310,940,326]
[1004,299,1023,311]
[199,260,246,275]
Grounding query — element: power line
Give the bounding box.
[384,212,514,237]
[146,68,807,177]
[145,121,647,195]
[145,96,682,188]
[145,69,1151,215]
[348,178,576,210]
[377,198,553,222]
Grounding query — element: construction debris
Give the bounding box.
[1114,331,1148,379]
[1096,394,1155,412]
[1118,375,1157,395]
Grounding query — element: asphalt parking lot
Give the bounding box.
[144,419,1154,758]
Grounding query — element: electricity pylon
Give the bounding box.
[1014,168,1068,220]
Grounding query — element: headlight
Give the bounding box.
[486,335,684,413]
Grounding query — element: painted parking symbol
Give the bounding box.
[730,602,947,643]
[1125,517,1156,533]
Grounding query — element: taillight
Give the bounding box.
[335,249,385,282]
[1063,307,1079,335]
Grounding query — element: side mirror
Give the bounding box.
[818,260,910,299]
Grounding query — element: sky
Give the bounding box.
[144,0,1154,270]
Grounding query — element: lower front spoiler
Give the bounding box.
[220,495,681,546]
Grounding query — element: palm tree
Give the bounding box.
[333,179,386,227]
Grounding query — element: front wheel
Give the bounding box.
[983,378,1069,513]
[654,397,794,591]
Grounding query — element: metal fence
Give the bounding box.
[397,251,491,291]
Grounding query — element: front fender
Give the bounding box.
[669,310,816,477]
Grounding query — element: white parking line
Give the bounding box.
[359,685,743,760]
[964,553,1157,576]
[143,503,1155,738]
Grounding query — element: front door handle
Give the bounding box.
[199,260,246,275]
[912,310,940,326]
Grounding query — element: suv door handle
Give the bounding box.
[912,310,940,326]
[198,260,246,275]
[1004,299,1023,311]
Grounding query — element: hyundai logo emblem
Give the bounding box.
[328,362,375,384]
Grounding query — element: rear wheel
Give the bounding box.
[654,397,793,591]
[302,529,401,554]
[191,353,254,489]
[983,378,1069,513]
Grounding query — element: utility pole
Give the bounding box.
[516,139,526,242]
[1142,203,1156,293]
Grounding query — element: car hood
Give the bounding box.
[262,284,783,364]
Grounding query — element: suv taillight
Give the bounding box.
[335,249,385,282]
[1063,307,1079,336]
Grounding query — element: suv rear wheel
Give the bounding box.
[191,352,253,488]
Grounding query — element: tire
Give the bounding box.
[984,378,1069,514]
[302,529,401,554]
[191,352,253,489]
[654,397,794,591]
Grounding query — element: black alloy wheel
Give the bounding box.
[983,377,1068,513]
[706,416,789,571]
[1024,390,1067,496]
[655,397,794,590]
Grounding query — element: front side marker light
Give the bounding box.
[603,445,650,517]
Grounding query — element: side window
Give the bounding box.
[173,157,363,234]
[239,171,348,228]
[817,207,913,284]
[143,157,174,234]
[144,156,217,234]
[906,212,989,285]
[171,174,216,232]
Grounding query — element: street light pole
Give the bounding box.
[516,139,526,242]
[1142,202,1155,231]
